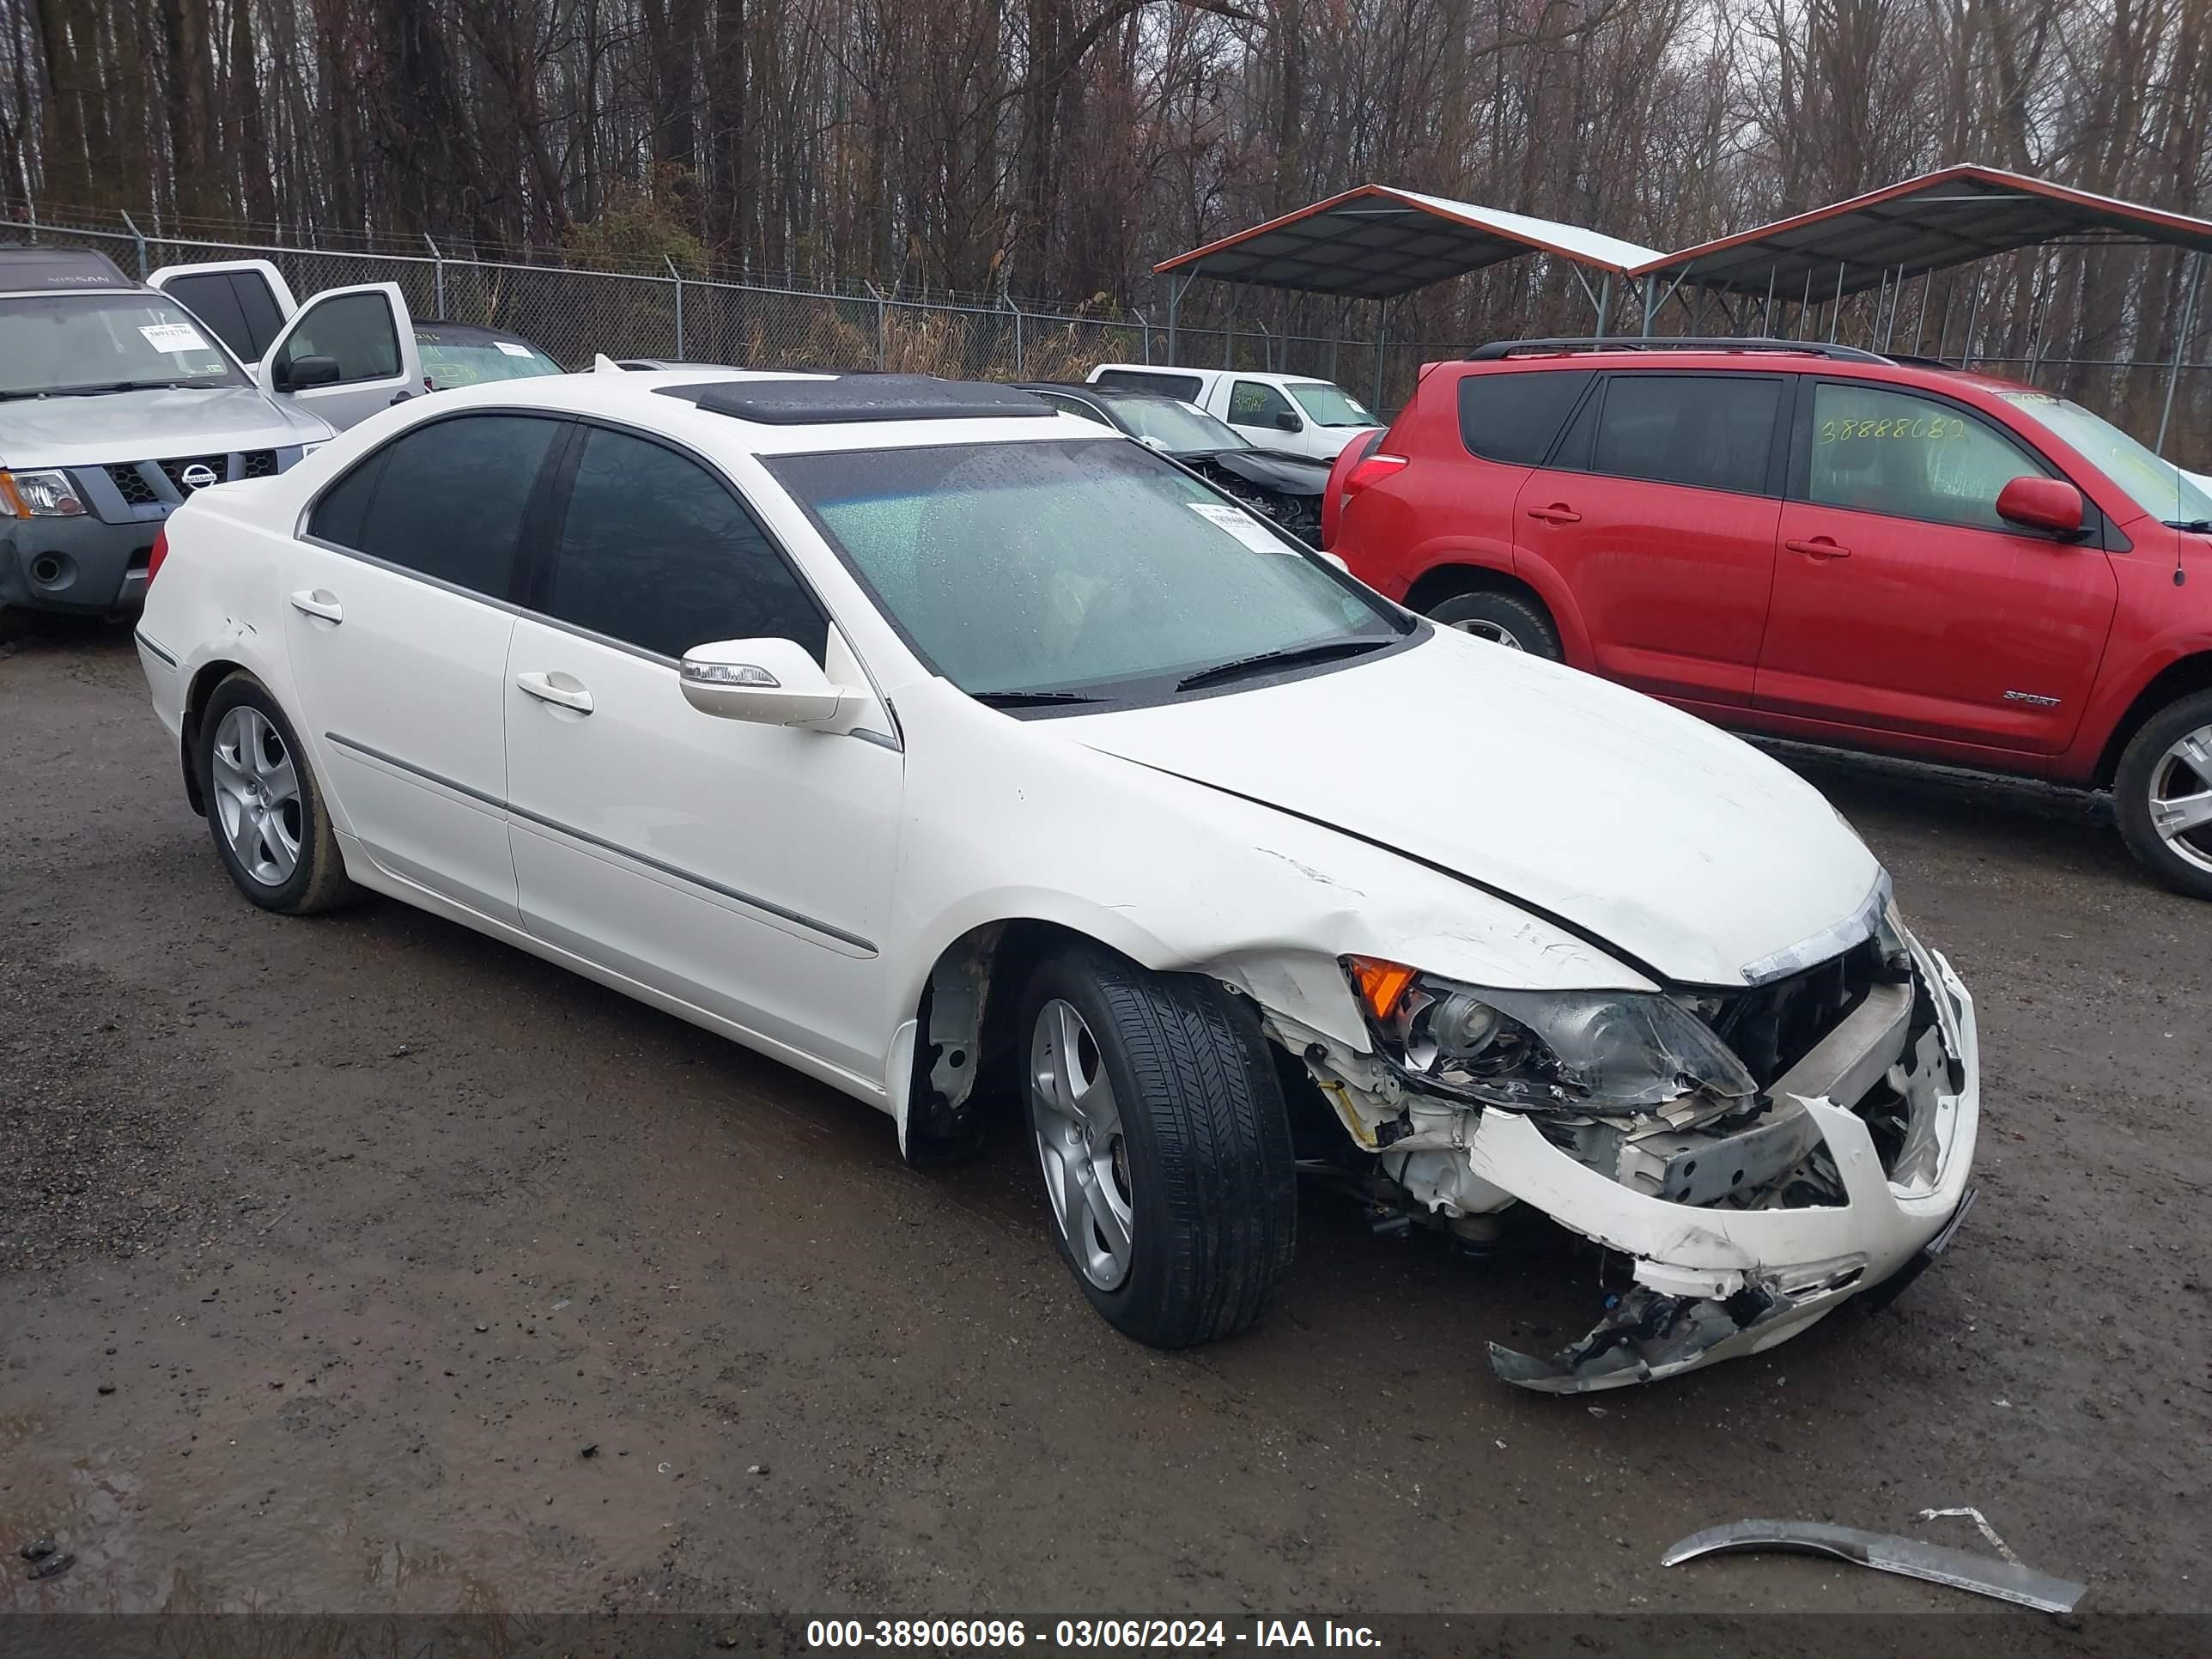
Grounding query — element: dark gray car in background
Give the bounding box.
[1014,380,1335,543]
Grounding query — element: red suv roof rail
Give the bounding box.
[1464,337,1890,364]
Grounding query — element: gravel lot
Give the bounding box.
[2,621,2207,1626]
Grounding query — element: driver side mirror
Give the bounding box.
[681,637,854,727]
[1996,476,2086,538]
[273,355,342,394]
[1273,410,1304,433]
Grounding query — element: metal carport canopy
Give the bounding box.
[1636,164,2212,299]
[1153,184,1664,299]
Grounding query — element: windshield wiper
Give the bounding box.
[9,381,177,398]
[1176,636,1390,692]
[970,688,1107,708]
[2162,519,2212,533]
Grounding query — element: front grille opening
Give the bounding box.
[107,465,159,507]
[1700,937,1886,1091]
[240,449,279,479]
[157,454,228,494]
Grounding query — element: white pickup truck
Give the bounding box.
[147,260,562,431]
[1085,363,1381,463]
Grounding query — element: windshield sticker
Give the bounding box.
[140,321,212,354]
[1189,500,1289,552]
[492,340,534,357]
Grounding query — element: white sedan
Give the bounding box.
[132,367,1980,1390]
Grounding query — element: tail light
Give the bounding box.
[1343,452,1408,494]
[145,526,170,587]
[1321,429,1394,550]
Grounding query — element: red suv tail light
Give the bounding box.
[145,526,170,587]
[1322,431,1396,550]
[1344,452,1408,495]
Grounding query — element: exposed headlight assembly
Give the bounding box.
[0,469,87,518]
[1345,957,1757,1116]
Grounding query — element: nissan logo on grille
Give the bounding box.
[179,464,220,492]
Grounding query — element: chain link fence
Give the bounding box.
[9,199,2203,451]
[1,200,1448,404]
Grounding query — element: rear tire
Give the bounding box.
[197,672,359,915]
[1020,947,1297,1348]
[1426,589,1562,659]
[2114,688,2212,901]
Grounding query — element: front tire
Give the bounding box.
[1021,948,1297,1348]
[2114,689,2212,900]
[1425,589,1562,659]
[197,673,358,915]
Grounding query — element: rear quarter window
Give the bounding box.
[1457,369,1595,465]
[158,271,288,362]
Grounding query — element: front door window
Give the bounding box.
[1806,383,2043,531]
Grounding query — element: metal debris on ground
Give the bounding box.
[1917,1504,2023,1565]
[1660,1518,2086,1613]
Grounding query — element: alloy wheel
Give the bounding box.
[1449,618,1525,650]
[1029,998,1134,1290]
[2148,723,2212,875]
[210,705,303,887]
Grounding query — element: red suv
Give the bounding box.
[1328,337,2212,897]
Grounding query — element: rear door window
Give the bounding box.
[311,413,565,599]
[1590,374,1782,495]
[1459,369,1595,465]
[538,426,826,662]
[155,270,289,362]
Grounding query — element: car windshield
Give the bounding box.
[2001,390,2212,523]
[0,293,245,396]
[1286,381,1378,428]
[1100,396,1251,453]
[416,331,564,389]
[769,438,1406,700]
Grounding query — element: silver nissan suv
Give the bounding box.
[0,246,331,627]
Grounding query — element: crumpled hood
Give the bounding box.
[0,386,329,467]
[1189,448,1333,495]
[1060,629,1883,986]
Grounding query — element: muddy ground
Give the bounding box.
[2,621,2206,1626]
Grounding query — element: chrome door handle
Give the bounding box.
[515,672,593,714]
[289,589,343,623]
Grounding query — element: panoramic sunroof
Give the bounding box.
[658,374,1054,424]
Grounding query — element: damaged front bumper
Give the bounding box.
[1482,946,1979,1391]
[1271,939,1980,1393]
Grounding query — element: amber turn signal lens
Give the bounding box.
[1346,956,1418,1021]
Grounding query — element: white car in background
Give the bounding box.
[131,367,1979,1391]
[1085,363,1381,463]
